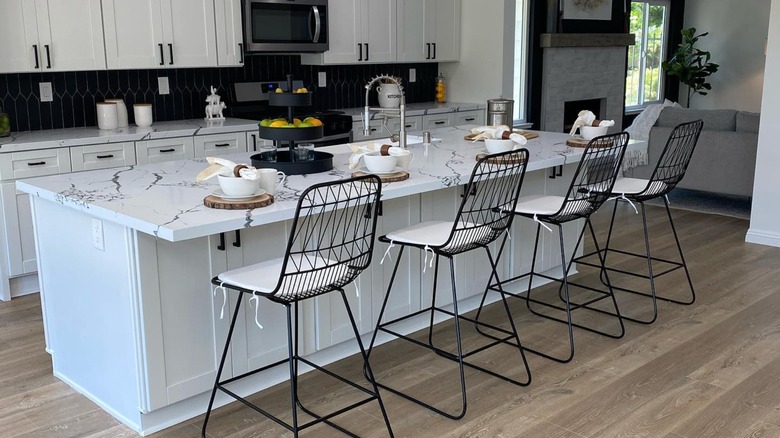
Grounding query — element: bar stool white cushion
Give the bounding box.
[611,177,650,195]
[385,221,455,246]
[218,255,346,296]
[514,195,565,216]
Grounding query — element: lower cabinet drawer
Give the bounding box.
[422,113,453,130]
[0,148,72,180]
[71,143,136,171]
[136,138,195,164]
[454,110,485,126]
[194,133,247,158]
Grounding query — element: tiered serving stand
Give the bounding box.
[251,76,334,175]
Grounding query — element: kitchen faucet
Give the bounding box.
[363,75,407,149]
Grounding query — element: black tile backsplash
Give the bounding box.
[0,55,439,133]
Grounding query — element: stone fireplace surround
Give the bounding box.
[539,33,634,133]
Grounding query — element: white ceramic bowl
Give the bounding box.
[484,138,515,154]
[580,126,608,140]
[363,152,398,173]
[218,174,259,197]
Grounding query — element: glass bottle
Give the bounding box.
[0,107,10,137]
[435,73,446,103]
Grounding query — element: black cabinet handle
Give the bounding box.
[233,230,241,248]
[250,134,257,152]
[432,42,436,59]
[158,43,164,65]
[214,143,230,148]
[549,165,563,179]
[27,161,46,166]
[557,165,563,177]
[44,45,51,68]
[96,154,115,159]
[217,233,225,251]
[434,120,446,125]
[405,124,413,128]
[365,43,369,61]
[426,43,431,60]
[168,43,174,65]
[358,43,363,61]
[32,45,40,69]
[159,148,176,153]
[238,43,244,63]
[464,117,476,122]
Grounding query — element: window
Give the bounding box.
[513,0,529,121]
[625,0,670,110]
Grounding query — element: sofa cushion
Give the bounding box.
[736,111,760,133]
[656,107,738,131]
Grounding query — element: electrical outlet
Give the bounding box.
[92,218,104,251]
[158,77,170,95]
[318,71,327,87]
[39,82,53,102]
[409,68,416,83]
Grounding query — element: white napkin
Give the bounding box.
[469,125,527,146]
[569,110,616,136]
[196,157,261,182]
[347,143,409,169]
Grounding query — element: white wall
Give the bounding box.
[683,0,770,111]
[746,0,780,247]
[440,0,515,104]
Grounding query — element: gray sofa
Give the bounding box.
[625,107,760,198]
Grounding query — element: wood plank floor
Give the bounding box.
[2,204,779,437]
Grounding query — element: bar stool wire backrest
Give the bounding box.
[545,132,630,225]
[633,119,704,201]
[271,175,382,302]
[438,148,530,256]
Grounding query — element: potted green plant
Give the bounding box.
[662,27,720,107]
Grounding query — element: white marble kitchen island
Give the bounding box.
[17,126,645,435]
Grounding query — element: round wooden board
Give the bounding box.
[464,131,539,141]
[352,170,410,183]
[475,152,527,165]
[565,136,614,148]
[204,193,274,209]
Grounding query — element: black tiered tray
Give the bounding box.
[252,150,334,175]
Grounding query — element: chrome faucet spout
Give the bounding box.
[363,75,407,149]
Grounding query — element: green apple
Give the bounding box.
[297,122,313,128]
[260,119,272,127]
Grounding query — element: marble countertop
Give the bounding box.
[0,118,260,153]
[337,102,486,121]
[16,126,646,242]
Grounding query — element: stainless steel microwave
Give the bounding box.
[244,0,328,52]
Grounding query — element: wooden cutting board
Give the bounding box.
[352,170,410,183]
[204,193,274,209]
[465,130,539,141]
[476,152,527,165]
[565,136,614,148]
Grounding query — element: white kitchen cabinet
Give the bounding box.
[397,0,460,62]
[136,138,195,164]
[102,0,216,69]
[193,133,247,158]
[300,0,396,65]
[0,0,105,73]
[71,143,136,171]
[214,0,244,67]
[454,109,485,126]
[422,113,454,130]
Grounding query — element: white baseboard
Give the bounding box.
[745,228,780,247]
[10,273,39,298]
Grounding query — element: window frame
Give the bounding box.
[512,0,529,123]
[625,0,671,112]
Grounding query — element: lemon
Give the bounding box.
[275,88,284,94]
[269,120,288,127]
[309,118,323,127]
[293,118,302,126]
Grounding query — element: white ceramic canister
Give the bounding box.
[133,104,153,128]
[96,102,118,130]
[377,83,401,108]
[105,99,128,127]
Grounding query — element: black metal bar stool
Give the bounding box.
[201,175,393,438]
[575,120,704,324]
[366,149,532,420]
[478,132,630,364]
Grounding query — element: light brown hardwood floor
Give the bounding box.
[1,204,778,438]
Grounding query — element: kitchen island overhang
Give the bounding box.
[17,126,646,435]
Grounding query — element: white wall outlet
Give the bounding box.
[318,71,327,87]
[92,218,104,251]
[409,68,416,83]
[39,82,53,102]
[158,77,170,95]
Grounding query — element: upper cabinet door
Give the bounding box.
[163,0,217,68]
[35,0,106,71]
[103,0,166,69]
[430,0,460,62]
[362,0,396,63]
[397,0,426,62]
[215,0,244,66]
[0,1,38,73]
[322,0,362,64]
